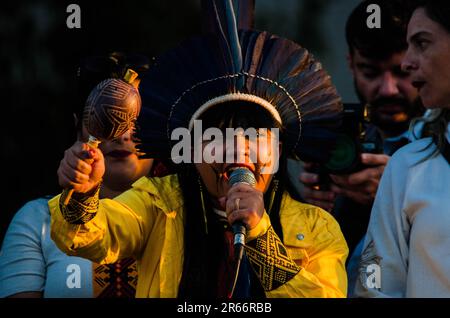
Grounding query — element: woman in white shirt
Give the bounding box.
[354,0,450,297]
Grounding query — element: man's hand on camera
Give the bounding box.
[329,153,390,206]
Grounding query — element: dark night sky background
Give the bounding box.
[1,0,204,243]
[0,0,357,243]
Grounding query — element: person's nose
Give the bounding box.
[224,133,250,164]
[379,72,400,97]
[401,48,417,73]
[234,134,248,163]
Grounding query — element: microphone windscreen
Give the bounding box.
[228,168,256,187]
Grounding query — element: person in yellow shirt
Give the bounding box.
[48,0,348,298]
[0,52,154,298]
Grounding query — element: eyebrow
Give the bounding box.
[355,62,379,69]
[408,31,432,43]
[392,65,409,75]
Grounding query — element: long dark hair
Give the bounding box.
[413,109,450,159]
[176,102,298,298]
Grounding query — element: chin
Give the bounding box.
[420,93,442,109]
[422,101,441,109]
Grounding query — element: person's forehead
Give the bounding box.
[354,50,406,68]
[407,8,436,39]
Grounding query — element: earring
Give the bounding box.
[267,178,279,215]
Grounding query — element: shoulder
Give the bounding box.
[280,193,344,241]
[128,174,184,212]
[281,193,338,222]
[1,198,51,250]
[389,137,435,167]
[132,174,180,192]
[10,198,51,229]
[381,137,436,182]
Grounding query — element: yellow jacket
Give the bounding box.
[49,174,348,298]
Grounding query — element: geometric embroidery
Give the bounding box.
[59,183,101,224]
[83,79,140,141]
[245,226,300,291]
[93,257,138,298]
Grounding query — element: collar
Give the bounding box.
[383,130,411,156]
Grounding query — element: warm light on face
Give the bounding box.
[403,8,450,109]
[188,122,281,199]
[171,121,280,175]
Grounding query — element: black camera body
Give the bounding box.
[307,103,382,190]
[323,103,381,175]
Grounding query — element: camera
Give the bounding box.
[307,103,381,190]
[323,103,381,175]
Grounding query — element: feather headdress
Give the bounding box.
[137,0,342,164]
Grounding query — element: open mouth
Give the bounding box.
[223,163,255,179]
[106,150,133,159]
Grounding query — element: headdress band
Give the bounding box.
[188,93,282,131]
[168,71,302,149]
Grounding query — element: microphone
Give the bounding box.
[228,167,256,252]
[227,167,256,298]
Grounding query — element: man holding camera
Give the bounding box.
[298,0,424,295]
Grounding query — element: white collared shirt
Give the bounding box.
[354,123,450,298]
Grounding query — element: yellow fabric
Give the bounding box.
[49,174,348,298]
